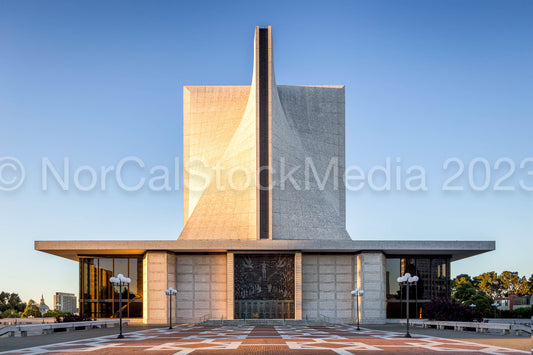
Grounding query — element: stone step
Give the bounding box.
[197,319,335,326]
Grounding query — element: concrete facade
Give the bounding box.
[272,85,349,241]
[174,254,227,322]
[302,254,356,322]
[143,251,172,324]
[139,251,385,324]
[357,252,387,324]
[140,251,387,324]
[180,26,349,242]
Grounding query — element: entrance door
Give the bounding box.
[234,254,294,319]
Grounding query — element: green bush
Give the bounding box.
[56,314,93,323]
[500,306,532,319]
[0,309,21,318]
[43,310,70,318]
[424,298,483,322]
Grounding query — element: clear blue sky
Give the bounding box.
[1,0,532,305]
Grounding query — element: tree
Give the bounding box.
[453,282,477,302]
[475,272,501,298]
[22,299,41,318]
[498,271,531,297]
[467,292,495,317]
[452,274,476,296]
[0,292,8,309]
[453,281,495,318]
[0,292,25,313]
[453,274,474,287]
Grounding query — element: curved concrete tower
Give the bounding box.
[180,26,350,241]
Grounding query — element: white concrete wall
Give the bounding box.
[302,254,355,322]
[295,252,302,320]
[271,85,349,241]
[142,251,387,325]
[226,252,234,320]
[175,254,227,323]
[357,252,386,324]
[143,251,171,324]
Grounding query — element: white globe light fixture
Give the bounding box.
[398,273,419,338]
[164,287,178,329]
[110,273,131,339]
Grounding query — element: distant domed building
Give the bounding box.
[38,294,50,315]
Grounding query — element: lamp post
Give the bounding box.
[164,288,177,329]
[397,273,419,338]
[351,288,364,330]
[491,302,499,319]
[110,274,131,339]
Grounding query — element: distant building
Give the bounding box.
[54,292,78,314]
[495,295,533,311]
[38,294,50,315]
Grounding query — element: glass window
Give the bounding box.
[114,258,128,278]
[128,258,141,300]
[386,255,451,319]
[81,258,97,300]
[386,258,400,300]
[79,256,143,318]
[98,258,113,301]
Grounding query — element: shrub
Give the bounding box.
[56,314,94,323]
[500,306,533,319]
[0,309,21,318]
[425,298,483,322]
[43,310,70,318]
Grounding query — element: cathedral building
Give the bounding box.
[36,26,494,324]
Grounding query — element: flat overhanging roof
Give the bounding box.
[35,239,494,262]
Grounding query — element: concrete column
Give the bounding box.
[143,251,170,324]
[356,252,386,324]
[294,252,302,320]
[167,253,176,322]
[226,252,234,320]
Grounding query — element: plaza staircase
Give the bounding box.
[197,318,340,326]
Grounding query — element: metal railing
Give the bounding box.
[0,319,128,337]
[234,300,294,320]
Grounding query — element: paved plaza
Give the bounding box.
[1,324,529,354]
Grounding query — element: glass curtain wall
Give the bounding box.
[79,256,143,318]
[385,256,450,319]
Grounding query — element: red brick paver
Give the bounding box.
[1,325,528,354]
